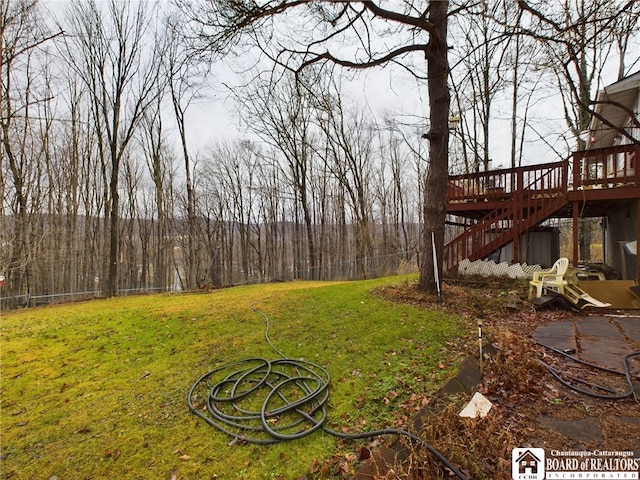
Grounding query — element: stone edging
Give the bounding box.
[353,344,498,479]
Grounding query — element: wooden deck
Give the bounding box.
[448,144,638,218]
[445,144,640,277]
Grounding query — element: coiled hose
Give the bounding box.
[187,304,470,479]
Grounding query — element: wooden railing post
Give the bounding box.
[512,167,526,263]
[637,199,640,283]
[572,151,581,189]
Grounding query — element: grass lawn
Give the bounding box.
[1,275,468,479]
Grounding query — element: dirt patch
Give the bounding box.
[368,276,640,479]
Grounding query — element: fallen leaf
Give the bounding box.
[338,459,351,474]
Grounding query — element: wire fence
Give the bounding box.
[0,253,419,311]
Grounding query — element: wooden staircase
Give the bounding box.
[444,161,570,272]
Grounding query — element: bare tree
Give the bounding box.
[610,3,640,81]
[502,5,543,171]
[120,153,143,289]
[1,0,61,301]
[61,0,162,297]
[318,99,376,278]
[259,149,290,280]
[448,0,549,175]
[515,0,640,147]
[378,126,418,263]
[450,1,511,173]
[234,70,323,279]
[139,95,173,292]
[198,150,232,286]
[179,0,451,293]
[204,140,259,284]
[164,11,212,290]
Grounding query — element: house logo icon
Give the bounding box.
[512,448,545,480]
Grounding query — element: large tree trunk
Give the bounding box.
[106,147,120,298]
[418,0,450,294]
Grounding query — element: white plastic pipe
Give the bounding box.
[431,232,441,299]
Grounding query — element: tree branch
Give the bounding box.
[361,1,435,32]
[295,44,430,73]
[1,30,64,68]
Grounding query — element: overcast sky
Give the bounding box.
[41,0,639,169]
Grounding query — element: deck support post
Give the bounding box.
[572,201,580,269]
[636,198,639,282]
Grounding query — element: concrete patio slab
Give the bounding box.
[578,338,635,372]
[538,416,603,445]
[576,317,625,340]
[531,315,640,456]
[532,321,577,352]
[535,317,640,372]
[616,317,640,343]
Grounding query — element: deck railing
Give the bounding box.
[449,143,638,205]
[571,143,638,189]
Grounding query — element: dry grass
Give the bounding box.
[373,277,640,479]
